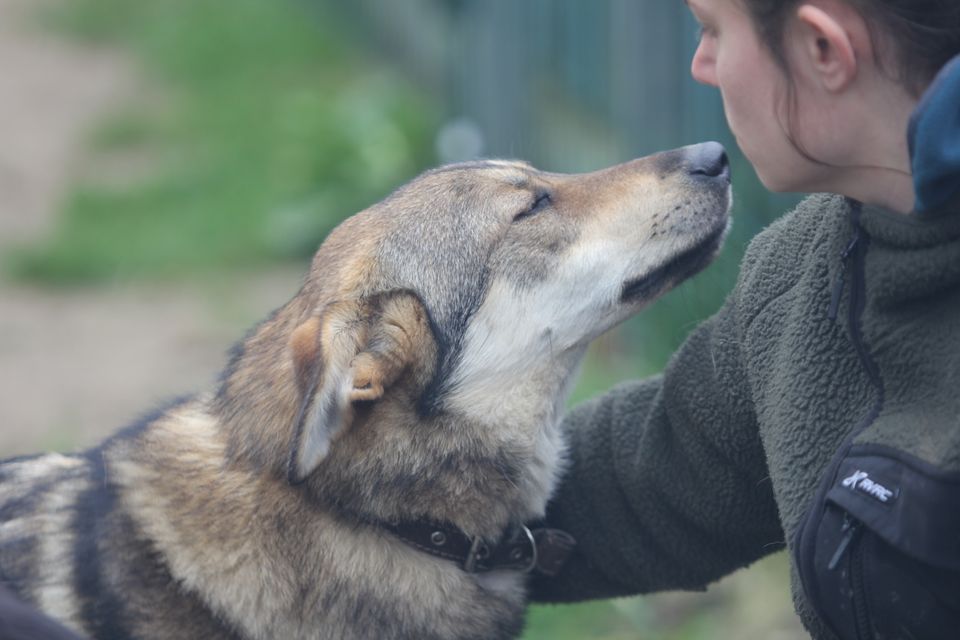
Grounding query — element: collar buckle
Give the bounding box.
[463,536,490,573]
[517,524,538,573]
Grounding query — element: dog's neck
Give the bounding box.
[311,349,585,539]
[210,301,582,541]
[297,401,568,540]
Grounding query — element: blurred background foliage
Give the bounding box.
[6,0,807,637]
[12,0,438,280]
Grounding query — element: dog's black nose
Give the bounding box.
[684,141,730,181]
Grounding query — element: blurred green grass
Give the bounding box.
[9,0,438,282]
[523,551,801,640]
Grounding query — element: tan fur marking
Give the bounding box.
[348,295,427,402]
[289,316,322,393]
[36,466,88,633]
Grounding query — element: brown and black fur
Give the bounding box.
[0,145,731,640]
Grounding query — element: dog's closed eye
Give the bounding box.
[512,191,551,222]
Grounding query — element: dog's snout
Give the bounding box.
[684,141,729,181]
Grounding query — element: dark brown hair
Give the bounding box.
[742,0,960,96]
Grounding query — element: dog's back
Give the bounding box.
[0,453,90,607]
[0,448,244,639]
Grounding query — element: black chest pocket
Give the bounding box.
[797,445,960,640]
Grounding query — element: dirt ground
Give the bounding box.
[0,0,302,456]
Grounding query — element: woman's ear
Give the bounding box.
[793,3,865,93]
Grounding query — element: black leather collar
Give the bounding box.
[380,519,575,576]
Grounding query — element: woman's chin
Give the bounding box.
[754,167,795,193]
[755,165,817,194]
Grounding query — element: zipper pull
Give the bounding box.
[827,232,861,321]
[828,271,846,321]
[827,513,862,571]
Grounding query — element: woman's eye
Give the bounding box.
[513,192,551,222]
[695,25,716,42]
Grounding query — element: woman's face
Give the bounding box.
[686,0,829,192]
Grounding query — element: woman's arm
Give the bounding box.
[532,291,784,602]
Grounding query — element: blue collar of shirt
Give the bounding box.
[908,54,960,215]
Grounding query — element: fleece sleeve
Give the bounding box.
[530,291,784,602]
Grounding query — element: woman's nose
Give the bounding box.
[690,42,718,87]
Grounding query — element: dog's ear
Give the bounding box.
[286,293,429,484]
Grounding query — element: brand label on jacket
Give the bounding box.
[840,470,899,505]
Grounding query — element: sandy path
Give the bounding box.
[0,0,132,244]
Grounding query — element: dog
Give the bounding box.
[0,142,731,640]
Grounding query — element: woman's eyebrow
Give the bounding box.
[685,0,711,20]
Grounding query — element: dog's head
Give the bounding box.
[218,143,731,514]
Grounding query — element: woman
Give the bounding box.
[531,1,960,638]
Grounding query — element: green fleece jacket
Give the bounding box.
[531,193,960,638]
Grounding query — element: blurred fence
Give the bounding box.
[24,0,800,368]
[332,0,729,171]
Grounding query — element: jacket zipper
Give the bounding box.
[826,513,862,571]
[828,230,862,322]
[844,210,883,393]
[826,512,871,639]
[850,540,872,640]
[836,204,884,640]
[795,200,886,639]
